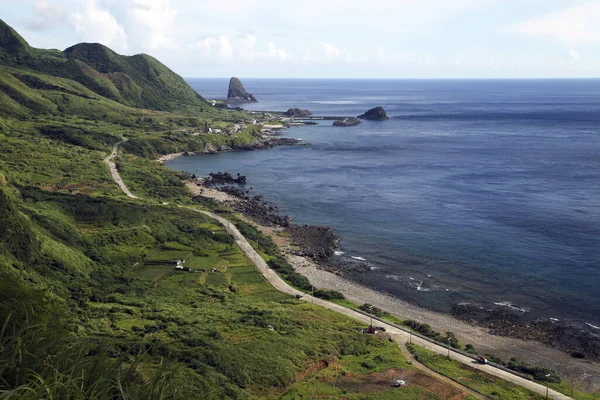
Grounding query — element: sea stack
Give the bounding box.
[227,77,257,103]
[357,106,389,120]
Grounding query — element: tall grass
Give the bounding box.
[0,314,173,399]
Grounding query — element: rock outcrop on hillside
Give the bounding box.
[357,106,389,120]
[284,108,312,117]
[333,117,361,127]
[227,77,257,103]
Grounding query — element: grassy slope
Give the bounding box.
[0,18,205,113]
[0,17,421,400]
[1,18,596,400]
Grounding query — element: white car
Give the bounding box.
[394,380,406,387]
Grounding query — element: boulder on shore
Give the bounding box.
[333,117,361,127]
[357,106,389,120]
[284,108,312,117]
[227,77,257,103]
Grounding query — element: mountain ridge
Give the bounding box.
[0,18,205,113]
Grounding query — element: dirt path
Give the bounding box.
[104,140,139,199]
[190,207,573,400]
[396,339,486,399]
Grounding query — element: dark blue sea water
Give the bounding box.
[172,78,600,326]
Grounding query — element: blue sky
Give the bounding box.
[3,0,600,78]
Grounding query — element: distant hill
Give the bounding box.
[0,18,206,113]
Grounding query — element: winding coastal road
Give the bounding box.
[104,145,572,399]
[104,140,139,200]
[193,209,573,400]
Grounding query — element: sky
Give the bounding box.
[3,0,600,78]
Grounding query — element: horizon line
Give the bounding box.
[183,76,600,80]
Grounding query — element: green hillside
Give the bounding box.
[0,18,205,113]
[0,19,421,400]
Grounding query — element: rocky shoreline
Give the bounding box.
[193,173,600,356]
[157,136,304,163]
[182,170,600,391]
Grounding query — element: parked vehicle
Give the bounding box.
[477,356,488,364]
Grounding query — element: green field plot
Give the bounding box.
[222,252,251,267]
[229,265,257,274]
[186,254,221,270]
[126,264,174,281]
[145,250,191,264]
[205,271,230,286]
[232,272,266,285]
[160,271,203,290]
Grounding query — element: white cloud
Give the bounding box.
[265,42,288,63]
[71,0,128,53]
[320,42,341,59]
[236,34,257,61]
[29,0,67,31]
[191,35,233,62]
[129,0,179,50]
[509,2,600,46]
[218,35,233,61]
[569,49,580,61]
[190,34,293,64]
[192,37,216,53]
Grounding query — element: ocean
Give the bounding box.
[170,78,600,328]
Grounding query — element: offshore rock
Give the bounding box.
[284,108,312,117]
[333,117,361,127]
[227,77,257,103]
[357,106,389,120]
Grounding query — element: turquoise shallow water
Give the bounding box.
[170,78,600,328]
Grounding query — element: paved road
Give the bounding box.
[193,208,573,400]
[104,140,139,200]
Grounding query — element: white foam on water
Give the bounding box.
[416,284,431,292]
[493,301,528,313]
[586,323,600,330]
[550,318,560,322]
[351,256,366,261]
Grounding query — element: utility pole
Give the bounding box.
[545,374,551,399]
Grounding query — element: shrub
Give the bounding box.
[286,273,311,291]
[359,303,388,318]
[313,289,345,301]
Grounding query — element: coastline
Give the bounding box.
[156,134,305,164]
[183,177,600,391]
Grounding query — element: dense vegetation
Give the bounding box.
[0,18,428,399]
[0,19,206,113]
[1,18,596,399]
